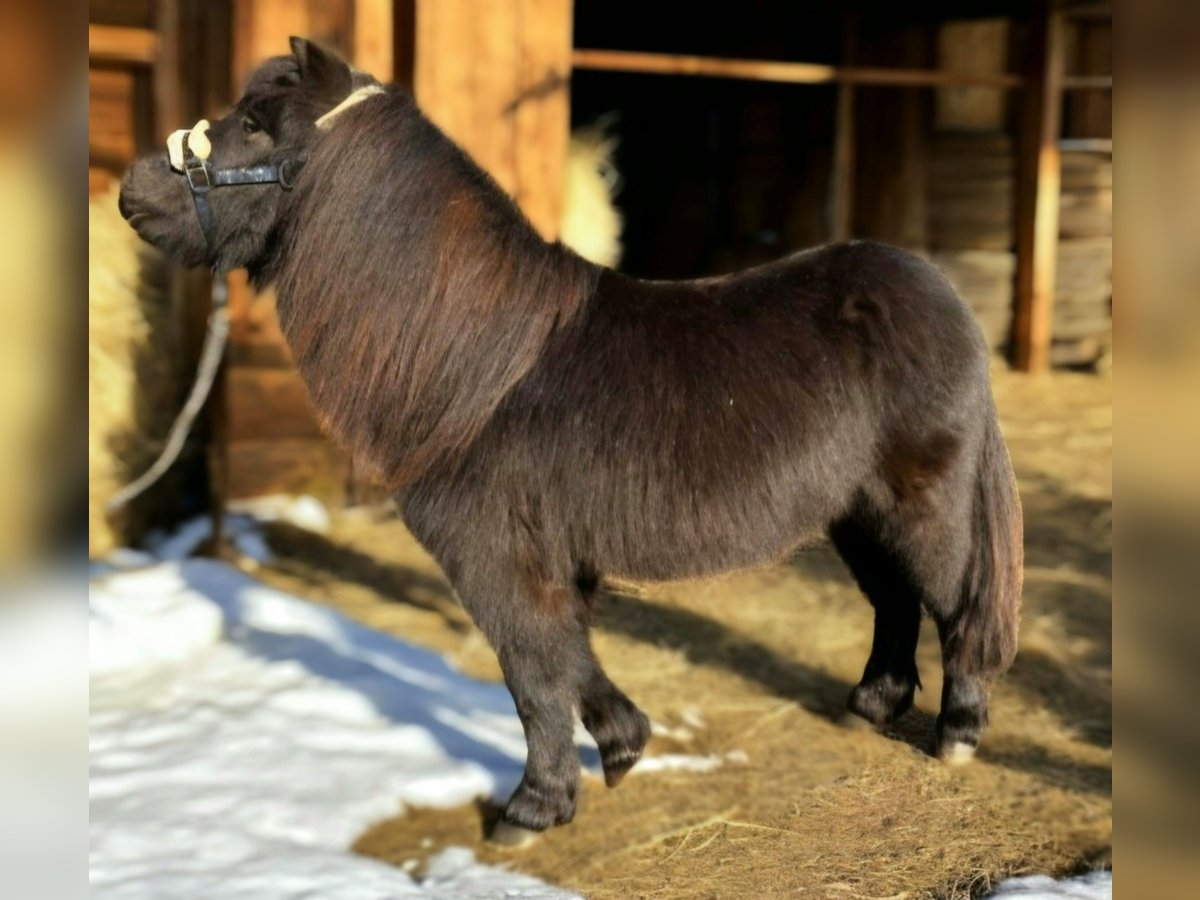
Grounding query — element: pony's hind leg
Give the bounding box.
[846,415,1022,761]
[574,570,651,787]
[580,662,651,786]
[831,511,923,727]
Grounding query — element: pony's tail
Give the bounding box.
[945,409,1024,677]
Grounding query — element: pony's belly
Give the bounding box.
[595,500,829,583]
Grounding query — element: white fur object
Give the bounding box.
[561,122,624,268]
[316,85,386,130]
[166,119,211,171]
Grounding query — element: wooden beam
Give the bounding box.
[354,0,394,80]
[154,0,182,132]
[571,49,1022,89]
[830,14,857,242]
[513,0,573,238]
[89,24,158,66]
[1012,4,1067,373]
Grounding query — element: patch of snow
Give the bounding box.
[986,871,1112,899]
[143,494,331,566]
[650,720,695,742]
[421,847,581,899]
[90,559,583,899]
[631,750,748,775]
[228,494,332,534]
[145,514,212,561]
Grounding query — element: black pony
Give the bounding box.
[120,39,1022,840]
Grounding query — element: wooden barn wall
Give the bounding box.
[851,25,932,252]
[855,12,1110,365]
[89,0,157,196]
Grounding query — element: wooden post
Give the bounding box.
[830,14,857,242]
[413,0,573,239]
[1012,3,1065,373]
[353,0,393,80]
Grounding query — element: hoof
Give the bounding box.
[601,744,644,787]
[937,740,977,766]
[846,676,917,728]
[489,820,540,848]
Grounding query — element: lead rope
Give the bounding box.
[105,275,228,511]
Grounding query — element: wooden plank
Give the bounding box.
[155,0,182,132]
[225,438,349,502]
[353,0,393,80]
[512,0,573,239]
[571,49,1022,89]
[830,15,856,242]
[1012,3,1066,373]
[89,24,158,65]
[226,369,324,442]
[90,166,113,196]
[232,0,311,85]
[935,19,1010,131]
[415,0,518,209]
[90,0,156,29]
[1066,21,1111,138]
[88,67,138,164]
[414,0,571,239]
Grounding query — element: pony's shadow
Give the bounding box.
[263,522,473,632]
[591,588,855,724]
[258,521,1108,795]
[262,523,860,727]
[177,558,601,801]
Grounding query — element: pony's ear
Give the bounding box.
[289,37,353,99]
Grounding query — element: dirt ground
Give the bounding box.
[251,364,1112,899]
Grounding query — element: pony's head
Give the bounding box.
[119,38,376,271]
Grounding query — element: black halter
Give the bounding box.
[179,130,299,259]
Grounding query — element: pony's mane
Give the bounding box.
[271,90,598,488]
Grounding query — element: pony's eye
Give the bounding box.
[242,116,262,135]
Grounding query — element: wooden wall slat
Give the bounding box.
[89,24,159,65]
[353,0,393,80]
[1012,3,1066,373]
[226,369,324,442]
[414,0,572,239]
[225,438,350,501]
[88,67,139,165]
[512,0,573,239]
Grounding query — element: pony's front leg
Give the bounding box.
[445,557,591,841]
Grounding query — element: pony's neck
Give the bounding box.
[268,92,598,488]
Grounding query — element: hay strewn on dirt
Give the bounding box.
[249,365,1112,898]
[88,189,178,556]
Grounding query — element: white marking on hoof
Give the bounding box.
[489,821,539,848]
[940,741,977,765]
